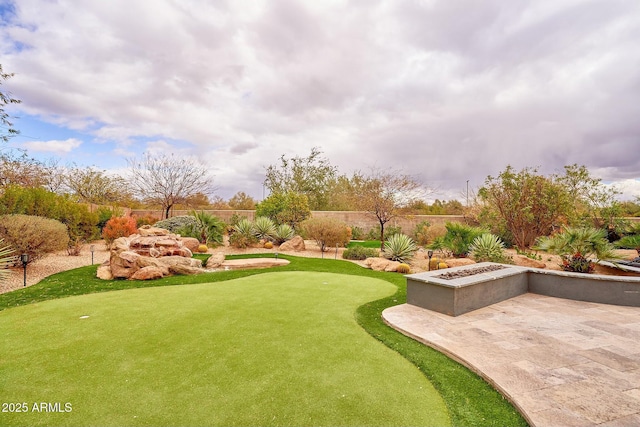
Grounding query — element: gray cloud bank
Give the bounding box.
[2,0,640,200]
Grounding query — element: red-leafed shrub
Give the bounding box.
[102,216,138,245]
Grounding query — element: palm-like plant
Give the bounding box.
[190,211,225,246]
[383,233,417,263]
[614,234,640,256]
[253,216,277,241]
[535,227,615,273]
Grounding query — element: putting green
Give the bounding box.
[0,272,450,426]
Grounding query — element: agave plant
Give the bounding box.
[273,223,295,245]
[383,233,417,263]
[469,233,511,264]
[253,216,277,240]
[535,226,615,273]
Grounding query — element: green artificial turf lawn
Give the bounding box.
[347,240,381,249]
[0,272,450,427]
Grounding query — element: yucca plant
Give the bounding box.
[535,226,616,273]
[469,233,512,264]
[273,223,295,245]
[383,233,417,263]
[0,239,17,281]
[253,216,277,241]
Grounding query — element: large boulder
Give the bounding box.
[445,258,477,268]
[138,225,170,236]
[365,257,401,272]
[279,236,305,252]
[206,252,226,269]
[180,237,200,253]
[96,261,114,280]
[130,266,164,281]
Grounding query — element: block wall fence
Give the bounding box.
[128,209,468,233]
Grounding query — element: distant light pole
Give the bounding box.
[466,180,469,208]
[90,245,95,265]
[21,253,29,287]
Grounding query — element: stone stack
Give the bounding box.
[97,225,209,281]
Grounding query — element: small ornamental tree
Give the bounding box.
[102,216,138,245]
[255,191,311,228]
[300,217,351,252]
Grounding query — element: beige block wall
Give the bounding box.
[129,209,467,234]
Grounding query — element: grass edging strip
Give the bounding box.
[0,253,527,427]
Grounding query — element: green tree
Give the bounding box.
[263,147,337,210]
[255,191,311,228]
[228,191,256,210]
[0,64,20,143]
[557,164,623,229]
[478,166,572,248]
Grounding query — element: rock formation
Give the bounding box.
[97,226,209,280]
[279,235,306,252]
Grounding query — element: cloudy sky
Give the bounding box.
[2,0,640,201]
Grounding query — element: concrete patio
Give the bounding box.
[383,294,640,426]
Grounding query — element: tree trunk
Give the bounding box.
[379,220,385,250]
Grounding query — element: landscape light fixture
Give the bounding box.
[427,250,434,271]
[21,253,29,287]
[90,245,95,265]
[274,252,278,259]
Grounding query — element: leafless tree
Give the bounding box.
[355,168,431,248]
[127,153,215,219]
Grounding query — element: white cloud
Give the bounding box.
[2,0,640,200]
[22,138,82,154]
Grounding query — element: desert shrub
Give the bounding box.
[229,218,258,249]
[154,215,198,233]
[342,246,379,260]
[254,216,277,240]
[133,214,158,228]
[366,224,402,241]
[396,263,411,274]
[383,233,417,263]
[102,216,138,245]
[0,238,17,280]
[273,223,295,245]
[469,234,513,264]
[349,226,365,240]
[96,206,116,231]
[0,215,69,263]
[300,217,351,252]
[412,221,431,246]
